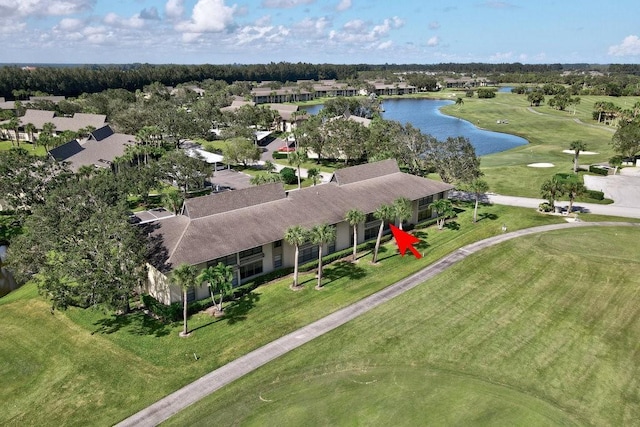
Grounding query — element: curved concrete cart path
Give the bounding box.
[116,221,640,427]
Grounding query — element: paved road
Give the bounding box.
[116,221,640,427]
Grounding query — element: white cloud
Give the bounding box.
[329,16,403,46]
[165,0,185,20]
[1,0,95,17]
[175,0,236,40]
[261,0,315,8]
[608,35,640,56]
[377,40,392,50]
[293,16,331,37]
[235,24,289,45]
[104,12,146,29]
[427,36,439,47]
[56,18,85,31]
[140,7,161,21]
[336,0,351,11]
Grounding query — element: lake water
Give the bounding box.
[301,98,528,156]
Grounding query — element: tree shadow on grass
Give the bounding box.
[444,221,460,231]
[92,310,171,337]
[224,292,261,325]
[323,261,367,286]
[477,212,498,222]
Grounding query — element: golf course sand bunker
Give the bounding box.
[562,150,599,155]
[527,163,555,168]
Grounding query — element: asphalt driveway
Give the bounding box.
[583,167,640,209]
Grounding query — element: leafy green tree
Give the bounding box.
[540,176,565,209]
[455,97,464,108]
[430,199,455,230]
[345,208,365,261]
[393,197,413,230]
[163,187,184,214]
[0,148,72,216]
[428,136,482,184]
[372,204,395,263]
[310,224,336,290]
[569,140,587,173]
[222,138,261,167]
[7,173,145,312]
[198,262,234,314]
[284,225,308,289]
[527,90,545,107]
[161,150,212,194]
[476,88,496,98]
[464,179,490,223]
[611,120,640,159]
[307,167,321,186]
[172,263,198,337]
[250,173,282,186]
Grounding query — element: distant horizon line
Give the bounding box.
[0,62,626,67]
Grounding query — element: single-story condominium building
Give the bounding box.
[144,159,454,305]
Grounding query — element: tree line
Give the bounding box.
[4,62,640,98]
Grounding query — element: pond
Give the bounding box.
[301,98,528,156]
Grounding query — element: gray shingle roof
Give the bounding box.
[150,160,454,271]
[184,182,286,219]
[17,109,106,132]
[331,158,399,185]
[50,129,134,172]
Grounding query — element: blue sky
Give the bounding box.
[2,0,639,64]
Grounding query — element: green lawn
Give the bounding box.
[166,226,640,426]
[0,203,576,425]
[439,92,637,198]
[0,139,48,156]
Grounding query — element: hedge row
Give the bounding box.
[588,165,610,176]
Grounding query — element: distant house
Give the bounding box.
[0,109,106,142]
[144,159,454,304]
[48,125,133,172]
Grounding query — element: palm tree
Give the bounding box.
[171,263,198,337]
[310,223,336,290]
[198,262,234,314]
[7,117,20,147]
[307,167,321,186]
[465,179,490,223]
[24,122,36,145]
[284,225,308,289]
[287,149,308,189]
[455,97,464,109]
[569,140,587,173]
[393,197,413,230]
[430,199,455,230]
[345,208,365,261]
[540,176,565,210]
[565,180,585,213]
[372,204,395,263]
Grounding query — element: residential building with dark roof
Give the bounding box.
[48,125,134,172]
[144,159,454,304]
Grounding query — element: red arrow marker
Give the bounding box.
[389,224,422,259]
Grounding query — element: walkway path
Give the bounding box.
[116,221,640,427]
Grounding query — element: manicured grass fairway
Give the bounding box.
[0,206,637,425]
[439,92,640,198]
[166,226,640,426]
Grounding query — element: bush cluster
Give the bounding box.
[588,165,609,176]
[584,189,605,200]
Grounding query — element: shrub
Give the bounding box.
[538,202,554,212]
[584,189,604,200]
[279,167,297,184]
[589,165,609,176]
[273,152,289,160]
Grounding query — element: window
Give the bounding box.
[418,195,433,208]
[364,226,378,240]
[240,260,263,279]
[328,241,336,254]
[273,254,282,268]
[239,246,263,261]
[418,207,433,221]
[298,243,319,264]
[186,287,196,303]
[273,240,283,248]
[208,254,236,268]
